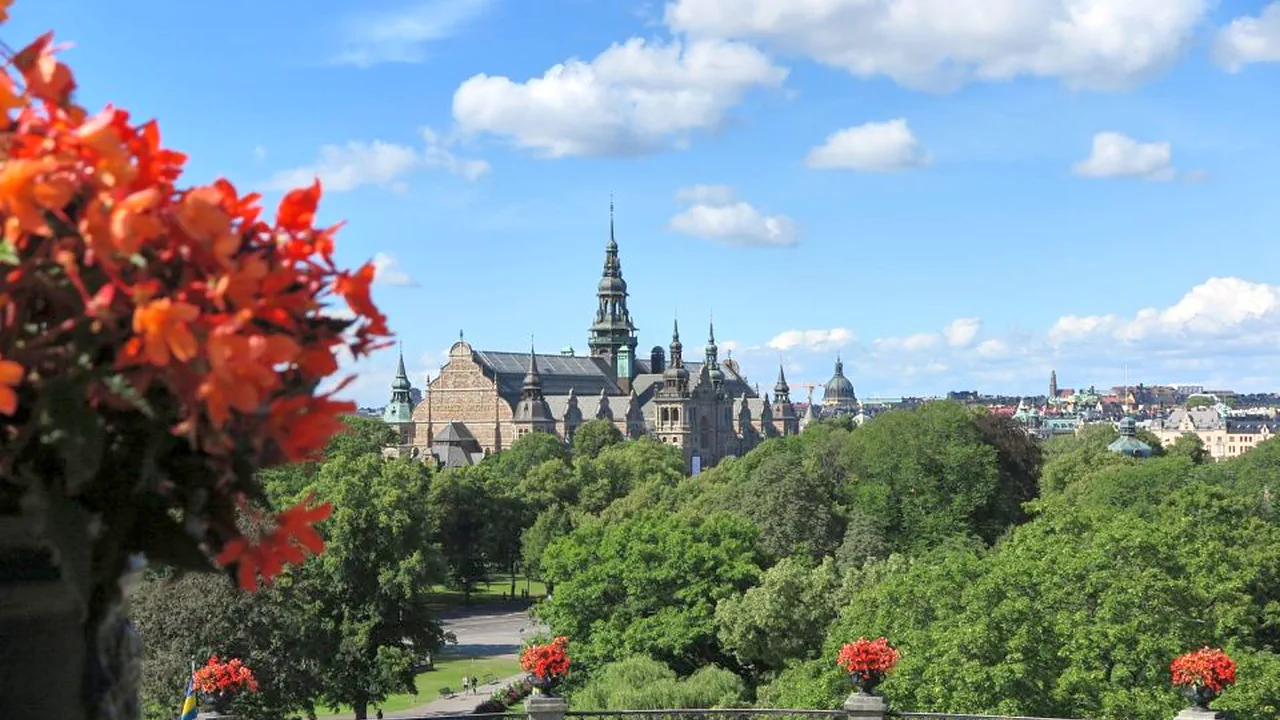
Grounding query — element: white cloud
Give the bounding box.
[675,184,738,205]
[669,185,799,247]
[372,253,419,287]
[665,0,1210,91]
[1072,132,1176,181]
[252,145,267,164]
[265,129,489,193]
[1213,1,1280,72]
[943,317,982,347]
[737,277,1280,399]
[975,338,1009,358]
[420,128,492,181]
[805,119,931,171]
[452,38,787,157]
[721,339,741,352]
[766,328,854,352]
[333,0,494,68]
[1050,277,1280,348]
[874,332,942,354]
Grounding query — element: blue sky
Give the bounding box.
[10,0,1280,405]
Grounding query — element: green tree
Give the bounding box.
[133,451,446,720]
[833,508,889,571]
[308,454,447,719]
[428,466,492,602]
[1167,432,1209,464]
[539,512,762,674]
[1187,396,1215,409]
[573,656,744,710]
[521,503,576,592]
[839,402,1008,550]
[714,557,843,675]
[576,437,685,514]
[572,418,625,459]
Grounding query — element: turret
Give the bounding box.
[513,343,556,435]
[383,346,415,425]
[587,197,639,378]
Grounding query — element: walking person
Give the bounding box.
[462,676,470,695]
[471,676,478,695]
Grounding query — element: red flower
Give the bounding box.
[192,655,259,696]
[1171,647,1237,693]
[836,637,900,679]
[520,637,571,681]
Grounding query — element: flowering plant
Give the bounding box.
[837,637,900,681]
[0,2,388,715]
[193,655,260,696]
[520,636,571,682]
[1171,647,1237,694]
[0,0,386,595]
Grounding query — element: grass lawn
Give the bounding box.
[318,655,521,718]
[426,576,549,608]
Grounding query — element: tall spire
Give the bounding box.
[588,196,638,375]
[384,342,414,423]
[705,315,722,386]
[522,339,541,393]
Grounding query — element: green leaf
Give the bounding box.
[0,238,18,265]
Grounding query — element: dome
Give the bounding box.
[822,357,857,407]
[598,275,627,293]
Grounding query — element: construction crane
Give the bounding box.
[799,383,819,403]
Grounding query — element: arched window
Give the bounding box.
[661,407,669,423]
[672,408,680,423]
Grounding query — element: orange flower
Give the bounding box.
[109,188,164,255]
[214,496,333,591]
[269,395,355,462]
[276,180,320,234]
[132,297,200,366]
[0,357,24,416]
[12,32,76,105]
[200,327,299,425]
[334,261,380,321]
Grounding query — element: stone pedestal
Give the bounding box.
[525,693,568,720]
[844,692,887,720]
[1174,708,1226,720]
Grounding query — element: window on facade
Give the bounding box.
[672,408,680,423]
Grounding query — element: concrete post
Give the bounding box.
[525,693,568,720]
[844,692,887,720]
[1174,708,1227,720]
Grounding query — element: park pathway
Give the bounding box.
[387,609,545,719]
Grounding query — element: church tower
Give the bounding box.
[587,199,639,380]
[1049,369,1058,402]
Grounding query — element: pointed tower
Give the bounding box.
[513,343,556,437]
[1049,369,1058,402]
[587,198,639,379]
[654,318,694,467]
[705,318,724,389]
[383,346,415,424]
[772,363,798,436]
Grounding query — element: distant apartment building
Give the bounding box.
[1151,406,1278,461]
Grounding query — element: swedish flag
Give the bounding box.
[178,672,198,720]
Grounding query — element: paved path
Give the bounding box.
[386,609,545,719]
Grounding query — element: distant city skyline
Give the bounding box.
[13,0,1280,407]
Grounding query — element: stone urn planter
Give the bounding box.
[1182,684,1219,711]
[849,671,886,696]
